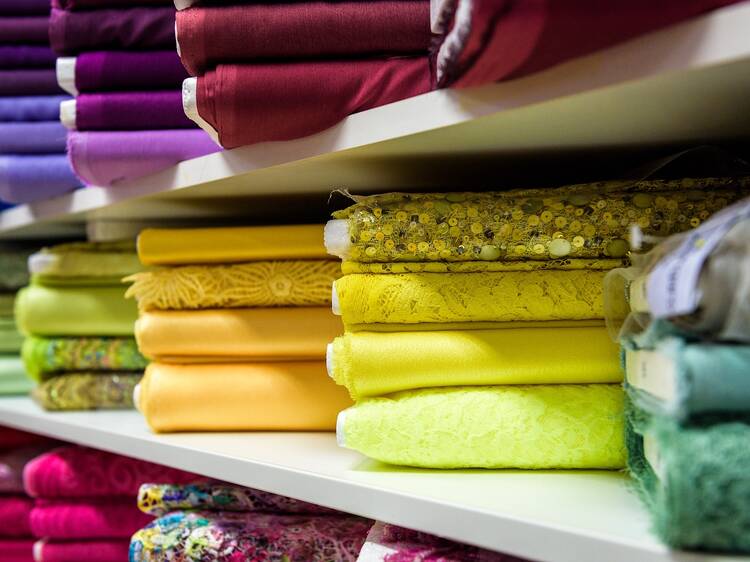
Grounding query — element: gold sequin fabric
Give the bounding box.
[32,372,141,411]
[332,177,750,263]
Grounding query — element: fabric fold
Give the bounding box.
[0,496,33,537]
[0,96,69,122]
[0,16,50,43]
[70,51,188,93]
[34,540,129,562]
[32,373,142,411]
[0,46,56,69]
[0,70,63,96]
[30,500,151,540]
[69,92,195,131]
[29,240,141,279]
[0,122,67,154]
[0,155,80,204]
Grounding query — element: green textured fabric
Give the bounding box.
[0,318,23,353]
[0,356,33,395]
[32,372,140,411]
[30,240,142,279]
[15,283,137,337]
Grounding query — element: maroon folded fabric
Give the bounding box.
[74,92,195,131]
[34,540,129,562]
[30,500,152,539]
[49,7,176,56]
[0,70,63,96]
[75,51,188,93]
[176,1,431,76]
[0,539,34,562]
[0,16,50,44]
[0,46,56,69]
[197,58,431,149]
[53,0,172,9]
[435,0,746,88]
[0,0,50,16]
[0,427,49,450]
[0,496,33,537]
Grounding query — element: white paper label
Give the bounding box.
[625,349,677,402]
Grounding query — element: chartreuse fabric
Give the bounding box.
[0,356,33,395]
[29,240,142,279]
[0,318,23,353]
[329,325,621,400]
[32,373,141,411]
[338,384,625,469]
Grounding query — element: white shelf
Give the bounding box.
[0,397,745,562]
[2,2,750,239]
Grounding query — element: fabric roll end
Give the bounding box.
[59,99,76,130]
[336,409,349,448]
[182,77,220,146]
[326,343,335,380]
[324,220,350,259]
[33,539,45,562]
[174,0,196,10]
[27,251,60,277]
[331,281,341,315]
[133,383,142,413]
[56,57,77,96]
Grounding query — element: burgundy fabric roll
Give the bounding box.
[30,500,151,539]
[0,17,50,44]
[435,0,747,88]
[0,427,50,449]
[74,92,195,131]
[0,47,56,69]
[75,51,188,93]
[34,540,129,562]
[0,496,33,537]
[53,0,172,9]
[176,1,431,76]
[49,7,176,56]
[0,70,63,96]
[0,0,50,16]
[196,58,431,149]
[0,539,34,562]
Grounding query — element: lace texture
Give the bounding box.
[339,384,626,469]
[341,257,626,274]
[125,260,340,311]
[331,178,750,263]
[32,373,142,411]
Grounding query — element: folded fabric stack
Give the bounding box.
[50,0,219,187]
[324,177,750,469]
[126,224,351,432]
[15,240,146,410]
[0,0,80,205]
[605,195,750,553]
[24,445,196,562]
[176,0,433,148]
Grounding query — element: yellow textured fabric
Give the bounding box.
[335,270,606,326]
[338,384,625,468]
[139,362,352,432]
[341,258,626,274]
[330,326,621,400]
[138,225,329,265]
[136,307,341,362]
[126,260,340,311]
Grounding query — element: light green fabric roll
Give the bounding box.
[0,318,23,353]
[0,355,33,395]
[15,284,137,337]
[0,293,15,317]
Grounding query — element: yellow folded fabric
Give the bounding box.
[341,258,626,274]
[138,225,329,266]
[136,307,342,362]
[138,362,352,432]
[126,260,340,311]
[335,270,606,327]
[329,325,621,400]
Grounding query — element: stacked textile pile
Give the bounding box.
[324,177,750,468]
[0,0,79,204]
[15,240,146,410]
[130,481,372,561]
[50,0,219,187]
[126,224,351,432]
[605,195,750,552]
[24,445,196,562]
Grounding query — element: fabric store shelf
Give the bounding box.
[2,2,750,240]
[0,397,745,562]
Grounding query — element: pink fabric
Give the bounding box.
[0,539,34,562]
[0,447,55,494]
[0,496,33,537]
[23,446,197,499]
[35,540,129,562]
[30,499,152,539]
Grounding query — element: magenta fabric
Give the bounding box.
[0,427,50,449]
[54,0,172,8]
[23,446,197,499]
[0,447,57,494]
[0,47,56,69]
[49,7,176,56]
[0,496,33,537]
[0,539,34,562]
[74,51,188,93]
[30,500,151,540]
[0,70,64,96]
[67,129,220,187]
[197,58,431,149]
[74,92,195,131]
[0,16,50,44]
[0,0,49,15]
[35,540,129,562]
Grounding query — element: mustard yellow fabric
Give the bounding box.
[137,225,329,266]
[330,325,621,400]
[341,258,626,274]
[136,307,342,362]
[139,362,352,432]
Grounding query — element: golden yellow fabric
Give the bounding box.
[138,225,329,266]
[126,260,340,311]
[138,362,352,432]
[341,258,626,274]
[136,307,341,362]
[330,325,622,400]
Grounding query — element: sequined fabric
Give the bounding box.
[32,373,141,411]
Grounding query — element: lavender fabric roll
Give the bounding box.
[0,70,64,96]
[0,46,56,69]
[74,51,188,93]
[0,155,80,204]
[49,7,176,55]
[0,16,50,43]
[67,130,220,187]
[72,92,195,131]
[0,96,69,122]
[0,0,50,15]
[0,122,67,153]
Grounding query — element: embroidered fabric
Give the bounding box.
[31,373,142,411]
[341,257,626,274]
[125,260,340,311]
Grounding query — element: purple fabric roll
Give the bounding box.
[0,0,50,15]
[0,16,50,44]
[74,91,195,131]
[0,70,64,96]
[0,122,68,154]
[0,46,56,69]
[49,7,176,56]
[67,129,220,187]
[75,51,188,92]
[0,154,81,204]
[0,96,69,122]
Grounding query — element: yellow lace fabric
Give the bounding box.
[331,177,750,263]
[126,261,340,311]
[341,257,626,274]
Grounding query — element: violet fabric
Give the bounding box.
[67,129,221,187]
[0,0,49,15]
[176,1,431,76]
[74,51,187,93]
[35,540,129,562]
[0,70,64,96]
[197,59,431,149]
[0,96,69,122]
[0,46,56,69]
[0,123,67,154]
[30,500,152,539]
[0,17,50,44]
[0,539,34,562]
[0,496,33,537]
[0,155,80,204]
[49,7,176,56]
[74,92,195,131]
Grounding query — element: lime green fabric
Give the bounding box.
[0,356,32,395]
